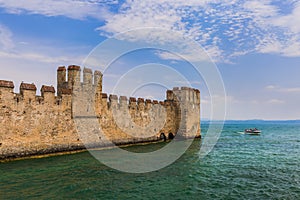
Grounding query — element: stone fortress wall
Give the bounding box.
[0,65,200,159]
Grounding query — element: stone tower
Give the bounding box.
[172,87,201,139]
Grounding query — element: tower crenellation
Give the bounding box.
[109,94,118,109]
[57,66,66,97]
[67,65,81,92]
[166,90,174,101]
[94,70,103,95]
[83,67,93,86]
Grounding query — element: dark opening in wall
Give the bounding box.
[168,133,174,140]
[160,133,166,142]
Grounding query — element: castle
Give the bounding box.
[0,65,200,159]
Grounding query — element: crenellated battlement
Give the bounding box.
[100,92,161,111]
[168,86,200,105]
[0,64,201,159]
[55,65,201,110]
[0,80,65,106]
[0,65,200,120]
[57,65,102,97]
[0,80,14,88]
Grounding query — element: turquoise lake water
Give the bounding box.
[1,121,300,199]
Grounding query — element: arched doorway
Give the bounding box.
[168,133,174,140]
[160,133,166,141]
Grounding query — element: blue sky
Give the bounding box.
[0,0,300,120]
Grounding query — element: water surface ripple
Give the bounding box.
[1,122,299,199]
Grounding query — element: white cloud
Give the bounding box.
[0,24,14,50]
[1,0,300,61]
[0,0,115,20]
[272,1,300,33]
[265,85,276,90]
[256,35,282,54]
[97,0,226,61]
[97,0,300,62]
[256,33,300,57]
[0,24,85,65]
[267,99,285,104]
[0,50,84,65]
[251,1,300,57]
[265,85,300,93]
[156,51,183,61]
[243,0,278,18]
[284,87,300,92]
[0,23,87,88]
[154,47,216,62]
[174,80,203,86]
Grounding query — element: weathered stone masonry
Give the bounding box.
[0,65,200,159]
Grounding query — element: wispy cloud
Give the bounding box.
[97,0,300,62]
[154,48,217,62]
[265,85,276,90]
[272,1,300,33]
[0,0,116,20]
[155,51,183,61]
[0,24,14,50]
[0,24,87,78]
[0,50,84,65]
[1,0,300,62]
[284,87,300,93]
[265,85,300,93]
[267,99,285,104]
